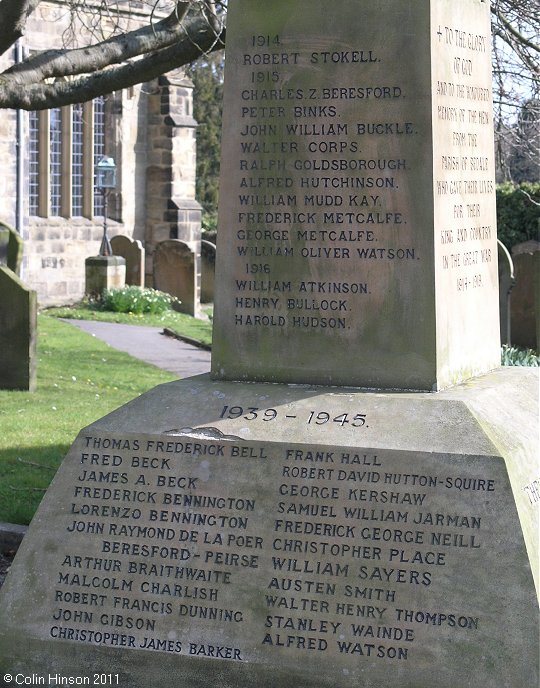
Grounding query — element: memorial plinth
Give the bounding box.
[0,1,537,687]
[85,255,126,298]
[0,370,538,687]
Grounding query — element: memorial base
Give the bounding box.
[85,255,126,298]
[0,369,537,687]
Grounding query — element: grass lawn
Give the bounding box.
[46,303,213,347]
[0,314,177,525]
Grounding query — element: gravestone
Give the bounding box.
[0,228,9,266]
[153,239,200,316]
[110,235,145,287]
[497,240,514,345]
[201,240,217,303]
[0,221,24,275]
[0,1,537,687]
[0,266,37,391]
[510,241,540,350]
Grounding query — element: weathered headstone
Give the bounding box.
[0,1,537,687]
[110,235,145,287]
[510,241,540,350]
[0,266,37,391]
[0,228,8,266]
[497,240,514,345]
[0,221,24,275]
[201,240,217,303]
[153,239,200,316]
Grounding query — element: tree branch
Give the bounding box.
[519,187,540,207]
[0,15,225,109]
[4,1,192,84]
[491,6,540,56]
[0,0,41,56]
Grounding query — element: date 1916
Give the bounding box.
[219,406,367,427]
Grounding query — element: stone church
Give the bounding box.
[0,1,201,309]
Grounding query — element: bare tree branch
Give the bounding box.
[519,187,540,206]
[4,2,191,84]
[491,6,540,56]
[0,0,41,55]
[0,13,225,109]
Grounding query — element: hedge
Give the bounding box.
[496,182,540,249]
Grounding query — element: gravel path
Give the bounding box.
[63,320,211,378]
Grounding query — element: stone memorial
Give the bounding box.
[85,255,126,298]
[497,240,514,345]
[0,1,537,687]
[0,221,24,275]
[510,241,540,350]
[211,0,500,390]
[111,236,145,287]
[201,240,217,304]
[0,266,37,391]
[153,239,200,316]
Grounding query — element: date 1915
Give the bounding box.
[219,405,367,428]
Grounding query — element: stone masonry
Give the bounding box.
[0,2,201,307]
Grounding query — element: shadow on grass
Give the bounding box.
[0,443,70,525]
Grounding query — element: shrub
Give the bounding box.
[501,345,539,367]
[102,286,178,315]
[201,210,218,244]
[496,182,540,249]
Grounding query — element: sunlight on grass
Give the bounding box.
[46,302,213,347]
[0,314,176,525]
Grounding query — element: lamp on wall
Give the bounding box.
[95,156,117,256]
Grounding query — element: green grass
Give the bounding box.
[46,303,213,347]
[0,314,177,525]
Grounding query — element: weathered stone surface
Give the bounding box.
[201,240,216,303]
[0,228,8,267]
[510,241,540,350]
[497,241,514,345]
[111,235,145,287]
[153,239,199,316]
[0,523,27,554]
[0,9,200,307]
[144,76,202,297]
[0,369,537,687]
[85,255,126,298]
[0,266,37,391]
[0,222,24,275]
[212,0,500,390]
[0,3,536,687]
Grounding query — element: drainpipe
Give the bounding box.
[15,40,25,277]
[497,239,515,346]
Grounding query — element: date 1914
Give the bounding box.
[219,406,367,427]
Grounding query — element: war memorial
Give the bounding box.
[0,1,538,686]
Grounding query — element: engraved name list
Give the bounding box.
[45,431,508,679]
